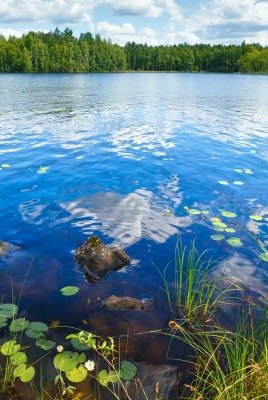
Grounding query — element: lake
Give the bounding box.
[1,72,268,396]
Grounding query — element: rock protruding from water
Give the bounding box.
[75,235,130,278]
[101,295,146,311]
[0,240,12,258]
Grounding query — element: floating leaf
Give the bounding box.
[118,361,137,380]
[20,366,35,382]
[71,338,89,351]
[9,318,29,332]
[210,217,221,223]
[35,337,46,347]
[27,322,48,332]
[234,169,243,173]
[1,340,21,356]
[250,215,262,221]
[26,330,45,339]
[212,222,227,228]
[51,320,60,327]
[233,181,244,185]
[259,253,268,262]
[0,303,18,318]
[79,353,86,363]
[225,228,236,233]
[66,365,88,383]
[39,340,56,351]
[53,351,79,372]
[98,369,109,386]
[226,237,243,247]
[1,164,10,168]
[37,166,50,174]
[10,351,27,366]
[218,181,229,185]
[108,371,119,384]
[220,210,237,218]
[60,286,79,296]
[210,234,225,241]
[0,316,8,328]
[213,226,225,232]
[13,364,26,378]
[201,211,209,215]
[188,209,201,215]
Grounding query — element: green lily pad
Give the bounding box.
[53,351,80,372]
[0,303,18,318]
[210,217,221,223]
[250,215,262,221]
[233,181,244,185]
[39,340,56,351]
[79,352,86,363]
[225,228,236,233]
[1,340,21,356]
[188,209,201,215]
[218,181,229,185]
[201,211,209,215]
[1,164,10,168]
[210,234,225,241]
[37,166,50,174]
[26,329,45,339]
[118,361,137,380]
[51,320,60,327]
[226,237,243,247]
[20,366,35,382]
[10,351,27,366]
[220,210,237,218]
[60,286,79,296]
[66,365,88,383]
[0,316,8,328]
[13,364,26,378]
[212,222,227,228]
[108,371,119,384]
[212,226,225,232]
[259,253,268,262]
[71,337,90,351]
[9,318,29,332]
[98,369,110,386]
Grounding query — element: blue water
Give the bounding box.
[1,73,268,362]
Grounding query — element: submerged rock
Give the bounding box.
[75,235,130,278]
[101,295,146,311]
[0,240,12,258]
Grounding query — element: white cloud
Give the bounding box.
[103,0,163,18]
[96,22,136,36]
[0,27,29,38]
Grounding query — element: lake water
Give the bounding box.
[1,72,268,395]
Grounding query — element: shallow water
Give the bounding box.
[1,73,268,393]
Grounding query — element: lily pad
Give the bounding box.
[226,237,243,247]
[60,286,79,296]
[98,369,110,386]
[66,365,88,383]
[20,366,35,382]
[0,303,18,318]
[9,318,29,332]
[1,340,21,356]
[53,351,80,372]
[188,209,201,215]
[13,364,26,378]
[37,166,50,174]
[39,340,56,351]
[212,222,227,228]
[71,337,90,351]
[10,351,27,366]
[1,164,10,168]
[250,215,262,221]
[210,234,225,241]
[0,316,8,328]
[218,181,229,185]
[118,360,137,380]
[234,169,243,173]
[220,210,237,218]
[201,211,209,215]
[225,228,236,233]
[259,253,268,262]
[233,181,244,185]
[210,217,221,223]
[213,226,225,232]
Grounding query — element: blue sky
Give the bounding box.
[0,0,268,45]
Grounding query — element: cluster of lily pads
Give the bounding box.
[0,163,50,174]
[218,167,254,186]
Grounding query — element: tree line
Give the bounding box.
[0,27,267,73]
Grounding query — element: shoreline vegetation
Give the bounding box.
[1,234,268,399]
[0,27,268,74]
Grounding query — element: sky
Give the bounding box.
[0,0,268,46]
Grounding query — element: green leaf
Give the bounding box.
[210,217,221,223]
[118,361,137,380]
[212,227,225,232]
[27,322,48,332]
[9,318,29,332]
[108,371,118,384]
[0,303,18,318]
[220,210,237,218]
[71,337,89,350]
[218,181,229,185]
[66,365,88,383]
[210,234,225,241]
[60,286,79,296]
[259,253,268,262]
[233,181,244,185]
[226,237,243,247]
[39,340,56,351]
[0,316,8,328]
[225,228,236,233]
[250,215,262,221]
[201,211,209,215]
[26,329,45,339]
[212,222,227,228]
[97,369,109,386]
[1,340,21,356]
[51,320,60,327]
[1,164,10,168]
[53,351,79,372]
[37,166,50,174]
[20,366,35,382]
[13,364,26,378]
[188,209,201,215]
[79,352,86,363]
[10,351,27,366]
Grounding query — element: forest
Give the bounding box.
[0,27,268,73]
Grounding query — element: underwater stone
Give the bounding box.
[75,235,130,278]
[101,295,146,311]
[0,240,12,258]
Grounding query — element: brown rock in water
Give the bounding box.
[101,295,146,311]
[0,240,12,258]
[75,235,130,278]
